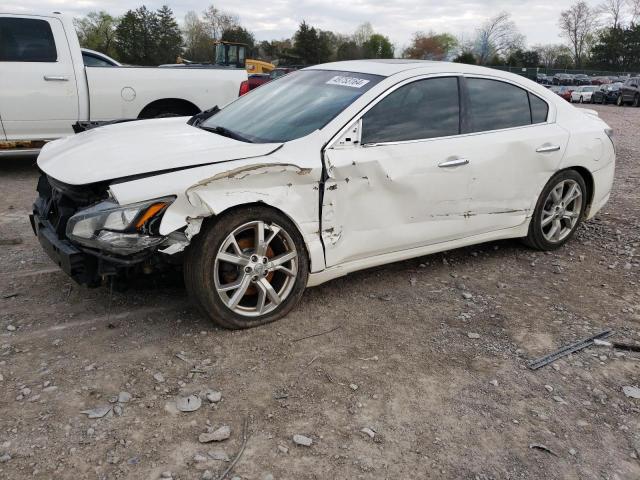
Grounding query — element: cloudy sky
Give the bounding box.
[6,0,603,50]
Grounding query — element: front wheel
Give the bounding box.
[616,94,624,106]
[523,170,587,251]
[633,94,639,107]
[184,206,309,329]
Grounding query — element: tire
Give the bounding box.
[523,170,587,251]
[579,96,583,103]
[616,94,624,106]
[633,94,639,107]
[590,96,595,104]
[184,206,309,329]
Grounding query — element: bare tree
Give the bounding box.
[558,1,597,68]
[202,4,239,40]
[474,12,525,64]
[629,0,640,24]
[532,44,568,68]
[352,22,374,47]
[597,0,626,27]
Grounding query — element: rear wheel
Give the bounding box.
[633,94,639,107]
[184,206,309,329]
[523,170,586,251]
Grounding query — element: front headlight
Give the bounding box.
[66,197,174,255]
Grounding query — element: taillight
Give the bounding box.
[239,81,250,96]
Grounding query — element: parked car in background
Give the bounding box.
[590,76,611,85]
[0,12,247,156]
[536,73,552,85]
[573,74,591,85]
[617,77,640,106]
[553,73,574,85]
[557,86,574,101]
[32,60,615,328]
[246,74,271,92]
[591,83,623,104]
[570,85,598,103]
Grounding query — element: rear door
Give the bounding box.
[459,76,569,235]
[0,15,79,141]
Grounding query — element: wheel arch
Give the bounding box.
[560,166,595,216]
[138,98,201,119]
[189,200,321,273]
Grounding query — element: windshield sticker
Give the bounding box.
[326,76,370,88]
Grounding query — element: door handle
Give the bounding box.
[536,144,561,153]
[438,158,469,168]
[43,75,69,82]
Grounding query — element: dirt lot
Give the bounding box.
[0,104,639,480]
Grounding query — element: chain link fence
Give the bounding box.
[489,66,638,80]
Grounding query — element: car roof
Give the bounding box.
[305,59,525,79]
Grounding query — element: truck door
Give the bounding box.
[0,15,79,141]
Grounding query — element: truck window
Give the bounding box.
[0,17,57,62]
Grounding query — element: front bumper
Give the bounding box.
[30,212,99,285]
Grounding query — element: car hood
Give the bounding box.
[37,117,282,185]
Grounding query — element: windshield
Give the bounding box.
[201,70,383,143]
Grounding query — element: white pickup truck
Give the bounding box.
[0,12,248,155]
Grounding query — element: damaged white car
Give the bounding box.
[32,60,615,328]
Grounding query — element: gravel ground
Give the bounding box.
[0,104,638,480]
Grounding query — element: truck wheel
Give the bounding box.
[184,206,309,329]
[523,170,586,251]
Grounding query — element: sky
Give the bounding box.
[5,0,603,51]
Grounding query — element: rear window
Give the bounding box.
[467,78,549,131]
[467,78,531,132]
[0,17,57,62]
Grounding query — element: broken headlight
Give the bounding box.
[66,197,174,255]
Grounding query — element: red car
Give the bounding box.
[557,86,574,101]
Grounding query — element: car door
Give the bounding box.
[459,76,569,236]
[322,75,479,267]
[0,15,79,141]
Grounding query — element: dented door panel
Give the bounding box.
[323,138,475,267]
[461,123,570,236]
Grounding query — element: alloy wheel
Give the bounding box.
[540,179,583,243]
[213,220,298,317]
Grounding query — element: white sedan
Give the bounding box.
[570,85,598,103]
[33,60,615,328]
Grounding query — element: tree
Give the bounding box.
[317,31,336,63]
[155,5,183,64]
[336,40,361,60]
[362,33,394,58]
[473,12,525,64]
[183,11,212,62]
[353,22,374,47]
[221,26,255,48]
[597,0,627,28]
[74,11,119,59]
[533,44,568,68]
[114,6,182,65]
[202,4,238,41]
[293,21,320,64]
[453,51,477,64]
[506,49,540,67]
[558,1,597,68]
[590,24,640,70]
[403,31,458,60]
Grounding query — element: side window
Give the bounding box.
[82,52,114,67]
[0,17,57,62]
[529,93,548,124]
[467,78,531,132]
[362,77,460,144]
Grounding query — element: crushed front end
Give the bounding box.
[30,173,178,286]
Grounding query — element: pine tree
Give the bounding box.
[155,5,183,64]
